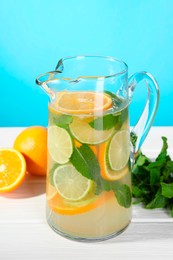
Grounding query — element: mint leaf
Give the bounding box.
[161,182,173,198]
[135,152,149,166]
[132,185,144,197]
[49,114,72,129]
[78,144,100,181]
[78,144,112,194]
[150,168,160,186]
[166,160,173,171]
[146,189,168,209]
[156,136,168,161]
[70,147,92,179]
[147,159,166,169]
[112,183,132,208]
[54,114,73,125]
[49,114,73,131]
[89,114,120,130]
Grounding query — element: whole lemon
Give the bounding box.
[14,126,47,175]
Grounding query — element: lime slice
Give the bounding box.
[69,117,114,144]
[48,126,73,164]
[108,130,130,170]
[53,164,93,201]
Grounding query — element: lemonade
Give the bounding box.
[46,91,132,240]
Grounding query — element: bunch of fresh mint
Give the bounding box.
[132,136,173,217]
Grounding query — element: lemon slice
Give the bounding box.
[53,164,93,201]
[48,126,73,164]
[108,130,130,170]
[69,117,114,144]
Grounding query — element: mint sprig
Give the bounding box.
[132,136,173,216]
[70,144,131,208]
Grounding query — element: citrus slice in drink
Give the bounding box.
[53,163,93,201]
[98,130,130,181]
[52,91,112,114]
[0,148,26,193]
[48,126,73,164]
[69,117,114,144]
[48,191,114,215]
[46,182,58,200]
[108,130,130,170]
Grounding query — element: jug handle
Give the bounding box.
[128,71,160,154]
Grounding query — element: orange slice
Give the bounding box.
[98,142,129,181]
[48,191,114,215]
[50,91,112,114]
[0,148,26,193]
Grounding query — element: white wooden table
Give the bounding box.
[1,127,173,260]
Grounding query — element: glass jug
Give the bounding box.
[36,55,159,241]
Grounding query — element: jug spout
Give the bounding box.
[36,72,57,100]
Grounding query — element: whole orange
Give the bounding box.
[14,126,47,175]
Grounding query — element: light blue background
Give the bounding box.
[0,0,173,127]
